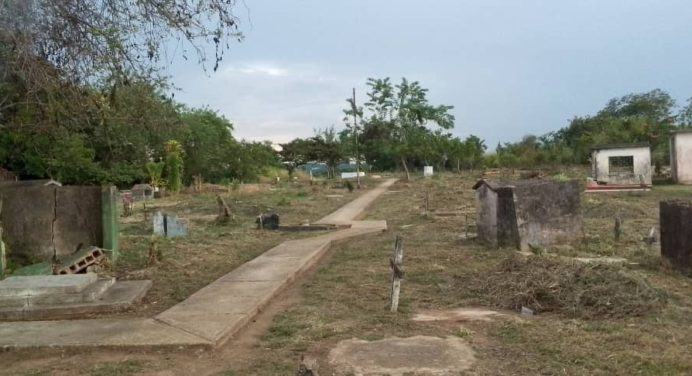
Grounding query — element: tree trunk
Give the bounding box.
[216,194,232,222]
[456,159,461,173]
[401,156,410,181]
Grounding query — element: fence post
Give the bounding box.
[390,235,404,312]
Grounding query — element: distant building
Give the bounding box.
[670,130,692,184]
[591,143,652,186]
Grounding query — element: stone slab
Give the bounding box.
[328,336,475,376]
[0,280,151,321]
[0,273,97,297]
[29,278,115,306]
[0,318,210,350]
[218,256,307,282]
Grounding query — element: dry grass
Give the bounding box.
[4,172,692,376]
[111,179,373,316]
[456,254,667,319]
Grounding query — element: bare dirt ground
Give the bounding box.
[3,172,692,375]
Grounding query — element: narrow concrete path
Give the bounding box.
[0,179,397,350]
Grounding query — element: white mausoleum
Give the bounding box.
[591,143,652,186]
[670,130,692,184]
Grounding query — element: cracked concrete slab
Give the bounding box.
[328,336,475,375]
[0,318,210,350]
[412,307,506,322]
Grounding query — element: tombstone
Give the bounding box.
[256,213,280,230]
[473,179,582,250]
[131,184,154,201]
[424,166,434,177]
[153,211,188,238]
[660,200,692,273]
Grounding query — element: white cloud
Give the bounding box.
[173,60,361,144]
[223,62,289,77]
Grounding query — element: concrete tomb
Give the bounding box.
[153,211,189,238]
[473,179,583,251]
[256,213,280,230]
[131,184,154,201]
[670,130,692,184]
[328,336,475,375]
[0,184,118,264]
[589,143,652,188]
[0,273,151,320]
[660,200,692,273]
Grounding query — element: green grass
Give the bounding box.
[89,360,145,376]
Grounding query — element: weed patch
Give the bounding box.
[456,254,667,319]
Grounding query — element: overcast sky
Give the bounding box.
[168,0,692,148]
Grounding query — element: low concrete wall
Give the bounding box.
[660,200,692,273]
[0,185,106,264]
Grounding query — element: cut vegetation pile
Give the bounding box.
[457,255,666,319]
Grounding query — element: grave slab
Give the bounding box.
[328,336,475,376]
[0,318,209,349]
[0,273,97,297]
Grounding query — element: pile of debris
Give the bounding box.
[455,254,666,319]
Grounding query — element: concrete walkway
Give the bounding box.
[0,179,397,350]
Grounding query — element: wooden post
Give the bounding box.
[216,194,232,222]
[390,235,404,313]
[143,202,148,222]
[425,191,429,214]
[0,197,5,278]
[351,88,362,190]
[614,217,621,242]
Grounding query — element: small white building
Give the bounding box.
[670,130,692,184]
[591,143,652,186]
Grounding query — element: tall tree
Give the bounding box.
[353,77,455,179]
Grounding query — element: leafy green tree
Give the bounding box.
[181,108,236,184]
[351,77,455,179]
[312,126,345,178]
[145,162,164,189]
[164,140,184,193]
[230,141,279,182]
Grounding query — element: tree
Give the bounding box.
[145,161,164,189]
[354,77,455,179]
[313,126,345,178]
[164,140,184,193]
[181,108,236,184]
[279,138,314,177]
[1,0,243,106]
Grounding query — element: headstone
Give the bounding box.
[153,211,188,238]
[424,166,434,177]
[660,200,692,273]
[256,213,280,230]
